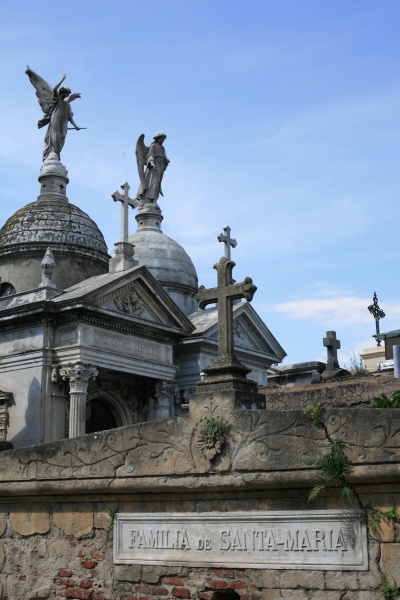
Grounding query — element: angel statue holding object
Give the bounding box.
[135,132,170,203]
[26,66,82,162]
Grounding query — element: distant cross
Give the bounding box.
[368,292,385,346]
[111,182,138,243]
[217,226,237,260]
[323,331,341,371]
[195,257,257,364]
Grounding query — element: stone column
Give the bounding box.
[60,362,98,438]
[154,381,175,420]
[50,366,68,441]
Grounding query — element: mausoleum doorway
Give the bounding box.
[85,398,119,434]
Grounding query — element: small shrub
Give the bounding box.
[381,577,400,599]
[303,439,354,502]
[205,417,229,439]
[345,352,370,377]
[303,401,321,425]
[369,391,400,408]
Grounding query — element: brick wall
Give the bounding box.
[261,375,399,410]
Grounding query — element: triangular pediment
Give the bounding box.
[189,301,286,361]
[53,266,194,335]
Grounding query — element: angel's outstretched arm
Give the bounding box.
[69,116,81,130]
[53,73,67,92]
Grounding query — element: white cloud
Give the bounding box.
[268,289,400,327]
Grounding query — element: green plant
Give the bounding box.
[303,401,321,425]
[205,417,229,439]
[381,577,400,599]
[361,504,400,536]
[303,439,355,503]
[369,391,400,408]
[104,508,116,530]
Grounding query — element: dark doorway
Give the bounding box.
[86,399,118,434]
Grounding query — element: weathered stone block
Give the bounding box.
[247,570,281,588]
[94,502,118,530]
[324,570,358,590]
[0,541,4,566]
[114,564,142,583]
[53,503,93,538]
[28,587,52,599]
[280,590,311,599]
[280,570,324,589]
[380,542,400,580]
[9,505,50,535]
[261,591,282,600]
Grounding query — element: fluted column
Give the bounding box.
[60,362,98,438]
[50,366,68,440]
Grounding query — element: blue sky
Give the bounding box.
[0,1,399,366]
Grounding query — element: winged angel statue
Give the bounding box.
[135,132,170,203]
[26,67,82,162]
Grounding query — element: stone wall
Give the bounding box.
[1,487,400,600]
[261,375,399,410]
[1,391,400,600]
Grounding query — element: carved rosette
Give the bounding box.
[60,362,98,393]
[196,433,225,460]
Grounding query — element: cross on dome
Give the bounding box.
[112,182,138,243]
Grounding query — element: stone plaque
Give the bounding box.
[114,511,368,570]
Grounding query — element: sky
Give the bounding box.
[0,1,399,367]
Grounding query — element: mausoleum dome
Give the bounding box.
[128,227,198,316]
[0,198,109,293]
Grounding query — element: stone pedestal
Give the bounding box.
[109,242,137,273]
[37,151,69,202]
[60,363,98,438]
[360,345,385,372]
[189,359,265,424]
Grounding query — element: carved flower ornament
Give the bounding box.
[196,417,229,461]
[196,432,225,460]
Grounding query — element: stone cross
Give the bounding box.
[112,182,138,243]
[217,226,237,260]
[323,331,341,371]
[368,292,385,346]
[195,257,257,364]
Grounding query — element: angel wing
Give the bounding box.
[25,66,53,117]
[135,134,150,185]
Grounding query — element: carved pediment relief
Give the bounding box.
[95,283,154,320]
[208,316,265,352]
[113,289,145,316]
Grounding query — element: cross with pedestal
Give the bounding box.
[217,226,237,260]
[195,257,257,370]
[112,182,138,242]
[323,331,341,371]
[368,292,385,347]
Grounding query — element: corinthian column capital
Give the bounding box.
[60,362,98,394]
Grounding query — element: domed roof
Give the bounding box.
[129,228,197,291]
[0,198,107,253]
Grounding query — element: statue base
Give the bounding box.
[37,151,69,202]
[135,200,164,232]
[109,242,138,274]
[190,354,265,416]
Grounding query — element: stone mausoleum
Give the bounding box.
[1,72,400,600]
[0,135,285,449]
